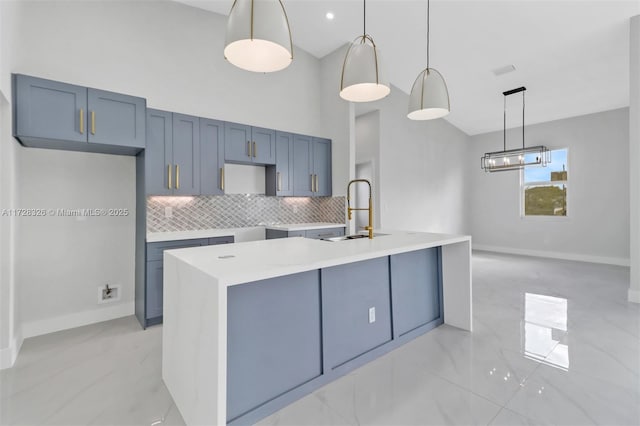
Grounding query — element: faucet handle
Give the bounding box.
[360,226,372,231]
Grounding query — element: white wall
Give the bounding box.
[7,0,331,338]
[361,86,469,235]
[355,111,381,229]
[469,108,630,265]
[629,15,640,302]
[0,1,22,369]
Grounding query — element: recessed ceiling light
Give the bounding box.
[326,12,335,20]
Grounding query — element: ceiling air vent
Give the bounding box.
[492,64,516,76]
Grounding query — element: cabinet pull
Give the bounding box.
[220,167,225,191]
[167,164,172,189]
[175,164,180,189]
[79,109,84,134]
[90,111,96,135]
[310,174,314,191]
[277,171,281,191]
[253,141,257,158]
[247,141,251,157]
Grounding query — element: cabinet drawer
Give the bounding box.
[305,227,345,240]
[146,238,209,261]
[209,236,234,245]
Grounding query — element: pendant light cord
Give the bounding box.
[503,95,506,152]
[522,91,526,149]
[426,0,430,69]
[363,0,366,35]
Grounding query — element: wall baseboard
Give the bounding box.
[473,244,630,267]
[629,289,640,304]
[0,333,23,370]
[22,301,135,339]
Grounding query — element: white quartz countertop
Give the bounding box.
[166,231,471,286]
[264,222,346,231]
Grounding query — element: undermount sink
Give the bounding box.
[321,233,389,242]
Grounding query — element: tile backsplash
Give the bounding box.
[147,195,346,233]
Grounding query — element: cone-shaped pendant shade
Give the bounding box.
[340,35,390,102]
[407,68,450,120]
[224,0,293,73]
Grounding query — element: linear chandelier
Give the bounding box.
[481,87,550,172]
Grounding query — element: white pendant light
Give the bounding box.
[408,0,450,120]
[340,0,390,103]
[224,0,293,73]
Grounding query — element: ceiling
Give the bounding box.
[174,0,639,135]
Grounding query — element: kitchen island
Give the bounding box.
[162,231,472,425]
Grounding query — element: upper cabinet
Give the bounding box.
[13,74,145,155]
[266,131,294,196]
[224,122,275,165]
[292,135,332,197]
[200,118,225,196]
[145,109,201,196]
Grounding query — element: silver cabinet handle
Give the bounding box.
[247,140,251,157]
[252,141,257,158]
[277,171,282,191]
[220,167,225,191]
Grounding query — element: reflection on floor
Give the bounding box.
[1,251,639,425]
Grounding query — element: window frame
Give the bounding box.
[520,148,570,220]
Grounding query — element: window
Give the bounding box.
[522,148,568,216]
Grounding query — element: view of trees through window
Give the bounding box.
[522,149,568,216]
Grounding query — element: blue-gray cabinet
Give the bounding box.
[145,109,173,196]
[265,227,345,240]
[140,236,234,328]
[265,131,293,196]
[226,270,322,422]
[292,135,332,197]
[200,118,225,196]
[172,113,201,196]
[145,109,201,196]
[224,122,275,165]
[390,248,441,337]
[321,257,392,370]
[312,137,332,197]
[13,74,145,155]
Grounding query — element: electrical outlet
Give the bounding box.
[98,284,121,304]
[164,206,173,218]
[368,307,376,323]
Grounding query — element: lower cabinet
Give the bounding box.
[265,227,345,240]
[226,270,322,423]
[141,236,234,327]
[390,248,441,337]
[225,249,442,425]
[321,257,392,369]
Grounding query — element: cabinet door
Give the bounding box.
[274,131,293,196]
[305,227,345,240]
[145,109,173,196]
[312,138,332,197]
[200,118,225,196]
[145,260,164,320]
[321,257,392,370]
[227,271,322,422]
[224,122,252,163]
[390,248,441,337]
[14,74,87,143]
[208,236,234,245]
[87,88,146,149]
[251,126,276,165]
[292,134,314,197]
[172,113,200,196]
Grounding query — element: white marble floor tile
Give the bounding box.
[254,393,354,426]
[506,362,640,425]
[314,353,502,425]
